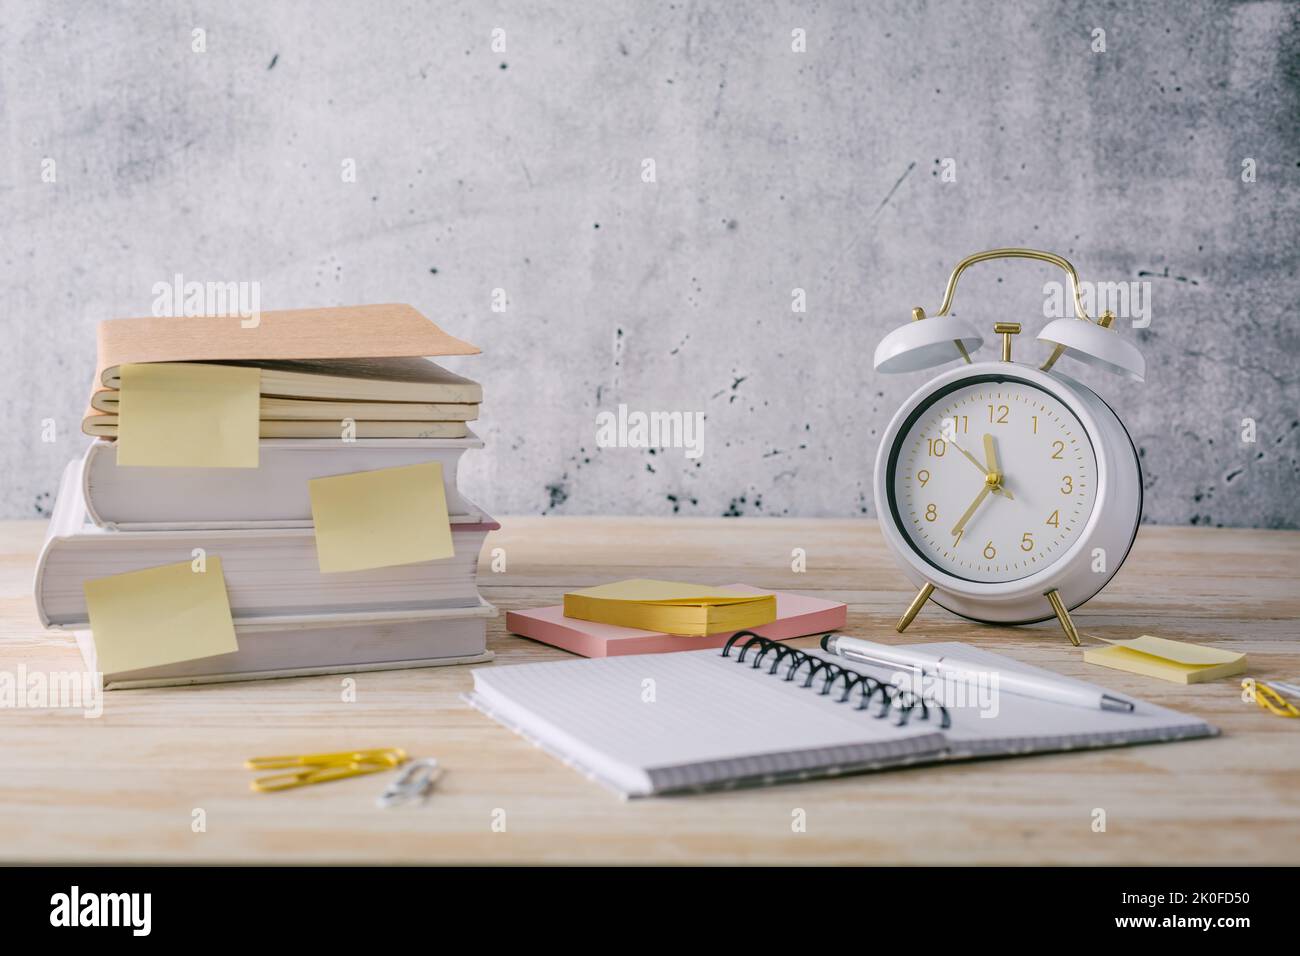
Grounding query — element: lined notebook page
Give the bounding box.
[468,649,948,796]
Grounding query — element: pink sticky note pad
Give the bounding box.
[506,585,847,658]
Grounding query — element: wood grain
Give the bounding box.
[0,517,1297,864]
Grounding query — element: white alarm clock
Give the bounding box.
[872,248,1146,645]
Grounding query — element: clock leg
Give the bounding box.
[895,583,935,633]
[1044,589,1082,647]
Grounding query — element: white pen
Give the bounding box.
[821,634,1134,712]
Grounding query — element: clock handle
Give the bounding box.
[927,247,1110,374]
[929,247,1094,323]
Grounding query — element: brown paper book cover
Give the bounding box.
[83,303,480,435]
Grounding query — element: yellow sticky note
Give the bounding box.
[1083,635,1246,684]
[566,579,765,605]
[309,462,454,573]
[83,558,239,675]
[1108,635,1243,666]
[563,579,777,636]
[117,362,260,468]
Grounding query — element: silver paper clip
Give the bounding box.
[376,757,440,807]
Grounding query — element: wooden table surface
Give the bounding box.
[1,517,1297,864]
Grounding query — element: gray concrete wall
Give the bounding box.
[3,0,1297,527]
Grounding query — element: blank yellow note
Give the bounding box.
[1083,635,1246,684]
[568,580,763,605]
[83,558,239,675]
[309,462,454,573]
[117,362,260,468]
[563,579,777,636]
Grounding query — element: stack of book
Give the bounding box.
[34,304,499,689]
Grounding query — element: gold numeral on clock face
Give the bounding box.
[1031,415,1038,434]
[1020,532,1034,551]
[987,404,1008,424]
[1051,440,1065,460]
[983,541,997,559]
[1061,475,1073,494]
[924,504,937,522]
[926,438,947,457]
[953,529,964,546]
[941,414,969,435]
[917,469,930,486]
[1046,509,1060,527]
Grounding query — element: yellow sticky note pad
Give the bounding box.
[117,362,260,468]
[1083,635,1246,684]
[83,558,239,675]
[309,462,454,573]
[570,579,766,605]
[563,579,777,636]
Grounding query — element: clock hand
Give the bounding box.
[950,436,1015,500]
[983,433,1000,472]
[951,439,989,477]
[981,433,1014,500]
[950,483,992,536]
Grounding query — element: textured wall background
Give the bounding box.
[2,0,1297,526]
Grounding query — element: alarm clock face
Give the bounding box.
[888,376,1098,584]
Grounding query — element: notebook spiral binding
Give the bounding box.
[721,631,951,729]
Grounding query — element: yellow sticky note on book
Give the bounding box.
[1083,635,1246,684]
[83,558,239,675]
[563,579,777,636]
[308,462,454,573]
[117,363,260,467]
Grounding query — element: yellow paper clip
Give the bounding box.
[246,748,407,793]
[1244,680,1300,719]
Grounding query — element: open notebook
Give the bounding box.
[466,640,1216,797]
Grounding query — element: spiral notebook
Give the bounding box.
[466,639,1216,797]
